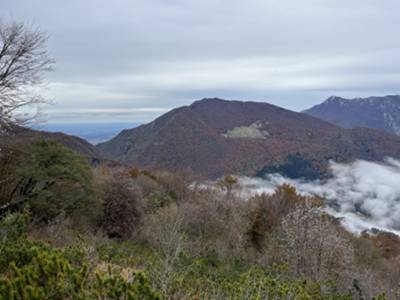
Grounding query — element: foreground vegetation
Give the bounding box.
[0,140,398,299]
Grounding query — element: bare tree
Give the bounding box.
[0,20,54,132]
[280,201,354,290]
[141,205,186,294]
[217,175,239,199]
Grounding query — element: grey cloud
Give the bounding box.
[1,0,400,123]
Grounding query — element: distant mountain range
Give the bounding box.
[97,98,400,179]
[304,95,400,135]
[36,123,139,144]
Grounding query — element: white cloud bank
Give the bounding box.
[239,158,400,235]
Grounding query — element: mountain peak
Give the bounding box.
[97,97,400,180]
[195,97,227,102]
[326,95,340,101]
[189,97,233,108]
[324,96,347,104]
[324,95,400,104]
[304,95,400,135]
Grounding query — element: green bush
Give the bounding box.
[0,248,161,300]
[94,240,356,300]
[0,212,161,300]
[0,211,36,272]
[6,140,101,224]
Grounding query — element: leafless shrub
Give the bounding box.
[100,174,146,239]
[217,175,240,199]
[280,201,354,290]
[151,169,198,204]
[126,168,196,210]
[141,204,185,294]
[350,250,400,299]
[246,184,317,252]
[179,187,247,258]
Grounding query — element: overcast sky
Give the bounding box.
[1,0,400,124]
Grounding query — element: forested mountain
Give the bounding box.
[97,98,400,179]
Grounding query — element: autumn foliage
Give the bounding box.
[0,141,398,299]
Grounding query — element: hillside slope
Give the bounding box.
[97,98,400,179]
[0,126,103,164]
[304,95,400,135]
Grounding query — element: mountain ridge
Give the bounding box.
[97,98,400,179]
[0,126,104,164]
[304,95,400,135]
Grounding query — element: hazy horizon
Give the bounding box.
[34,122,139,144]
[2,0,400,124]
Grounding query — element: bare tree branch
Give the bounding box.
[0,20,54,133]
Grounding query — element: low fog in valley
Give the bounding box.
[240,158,400,234]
